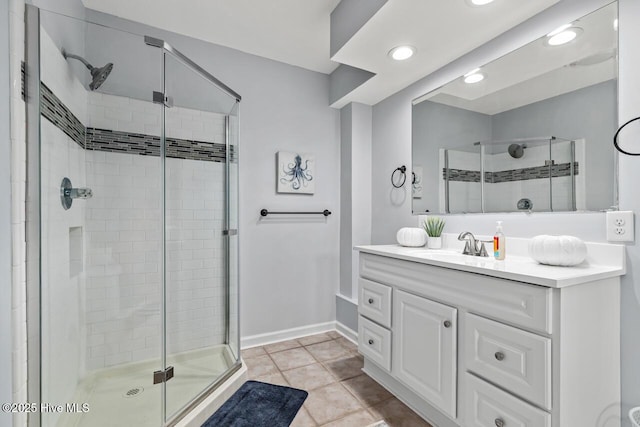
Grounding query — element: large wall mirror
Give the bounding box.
[412,2,618,214]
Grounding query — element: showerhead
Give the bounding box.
[62,48,113,91]
[508,143,525,159]
[89,63,113,91]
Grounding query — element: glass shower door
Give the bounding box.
[36,9,166,427]
[162,50,240,421]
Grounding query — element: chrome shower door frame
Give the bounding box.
[144,35,242,427]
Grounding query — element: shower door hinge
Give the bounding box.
[152,91,173,108]
[223,229,238,236]
[153,366,174,384]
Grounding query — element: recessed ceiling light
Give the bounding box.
[463,69,485,84]
[546,27,582,46]
[388,46,415,61]
[465,0,495,6]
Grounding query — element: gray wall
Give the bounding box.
[30,0,87,86]
[85,10,341,341]
[617,1,640,424]
[339,102,371,331]
[1,0,12,423]
[340,104,353,297]
[492,80,616,210]
[330,0,387,57]
[371,0,640,424]
[330,64,375,106]
[412,101,491,213]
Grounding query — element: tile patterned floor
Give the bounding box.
[241,332,433,427]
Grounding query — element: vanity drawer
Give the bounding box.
[464,373,551,427]
[359,278,392,328]
[360,252,552,333]
[358,315,391,371]
[465,313,551,410]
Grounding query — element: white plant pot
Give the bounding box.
[427,236,442,249]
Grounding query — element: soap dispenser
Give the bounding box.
[494,221,505,260]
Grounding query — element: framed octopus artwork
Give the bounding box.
[276,151,315,194]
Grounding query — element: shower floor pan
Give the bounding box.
[54,345,235,427]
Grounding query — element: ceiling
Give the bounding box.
[422,2,617,115]
[81,0,341,74]
[81,0,563,107]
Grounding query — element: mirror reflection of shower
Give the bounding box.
[61,48,113,90]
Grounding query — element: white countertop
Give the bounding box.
[355,239,625,288]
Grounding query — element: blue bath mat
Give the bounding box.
[201,380,308,427]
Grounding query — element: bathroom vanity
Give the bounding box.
[355,242,625,427]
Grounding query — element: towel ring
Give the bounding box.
[391,166,407,188]
[614,116,640,156]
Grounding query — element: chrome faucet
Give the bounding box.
[457,231,489,257]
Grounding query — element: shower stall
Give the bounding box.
[442,136,583,213]
[25,6,240,426]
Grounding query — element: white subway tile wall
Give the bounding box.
[87,92,226,144]
[84,93,227,370]
[40,120,87,420]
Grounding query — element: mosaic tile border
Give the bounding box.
[40,83,232,162]
[40,82,86,148]
[21,61,25,101]
[86,128,229,162]
[444,163,579,183]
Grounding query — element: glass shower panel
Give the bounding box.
[444,145,482,214]
[39,10,163,427]
[550,138,576,211]
[227,103,240,362]
[163,51,238,420]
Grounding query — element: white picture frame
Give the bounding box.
[277,151,315,194]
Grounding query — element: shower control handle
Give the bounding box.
[61,177,93,210]
[66,188,93,199]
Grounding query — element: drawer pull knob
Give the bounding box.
[368,339,374,345]
[368,298,374,304]
[495,418,505,427]
[443,320,452,328]
[495,352,505,361]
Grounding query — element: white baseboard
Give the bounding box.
[336,320,358,344]
[241,321,337,349]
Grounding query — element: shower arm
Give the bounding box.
[61,48,93,70]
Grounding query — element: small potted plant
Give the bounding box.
[423,216,445,249]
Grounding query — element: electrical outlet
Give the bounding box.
[606,211,634,242]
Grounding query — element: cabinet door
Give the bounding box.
[393,289,457,418]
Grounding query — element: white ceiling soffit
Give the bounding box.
[81,0,341,74]
[330,0,560,108]
[425,2,617,115]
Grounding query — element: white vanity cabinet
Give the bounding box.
[393,289,457,419]
[355,247,623,427]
